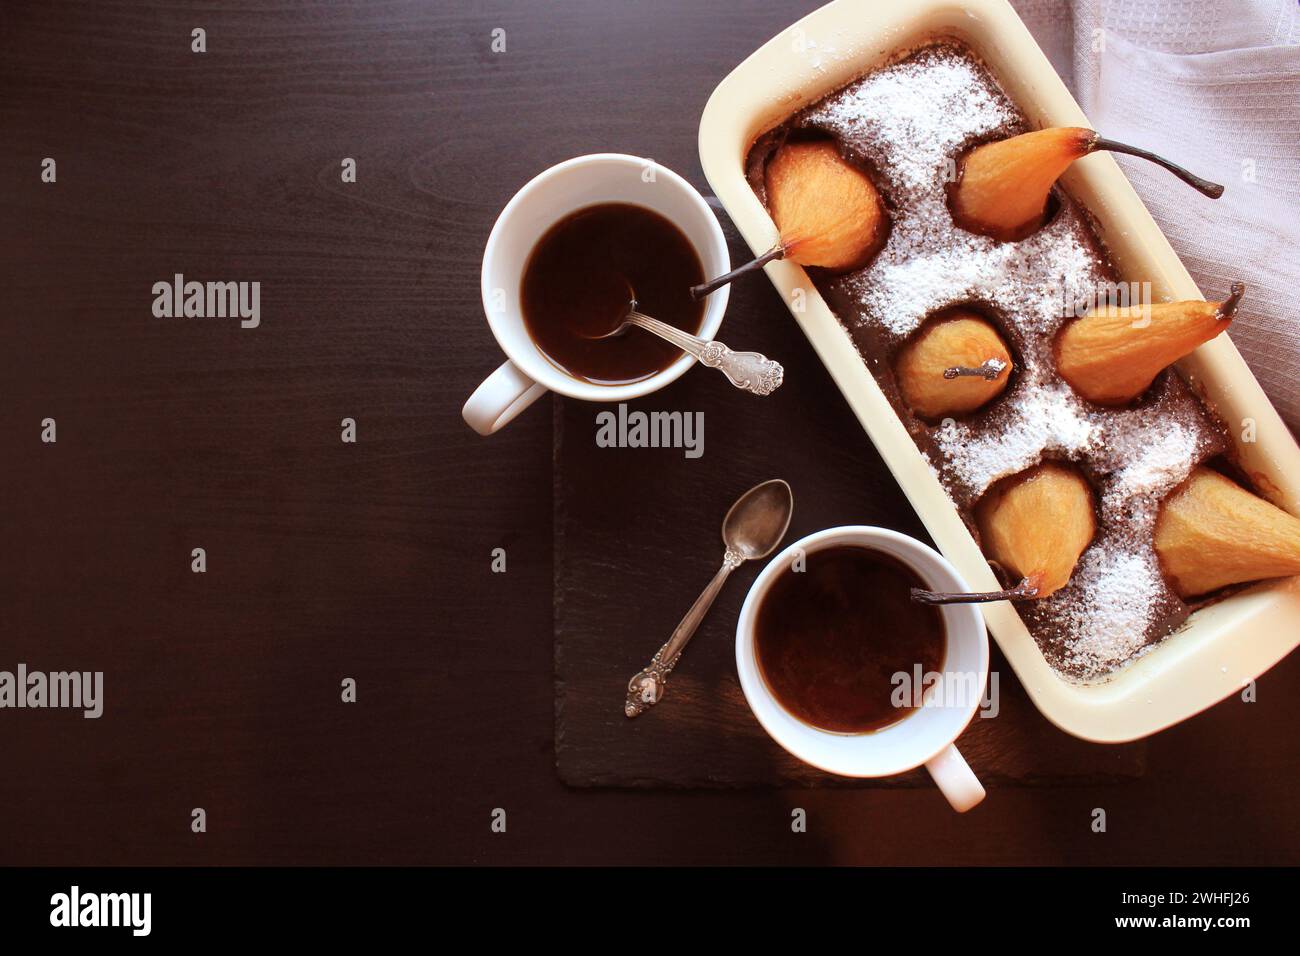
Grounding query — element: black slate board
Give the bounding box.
[554,206,1145,788]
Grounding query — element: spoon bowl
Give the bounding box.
[582,290,640,341]
[723,479,794,560]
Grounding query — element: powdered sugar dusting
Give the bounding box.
[810,54,1010,186]
[1044,549,1166,675]
[934,383,1098,497]
[1104,417,1207,522]
[781,45,1226,682]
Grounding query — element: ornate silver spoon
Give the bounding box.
[593,300,784,396]
[624,478,794,718]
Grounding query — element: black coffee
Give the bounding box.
[520,203,705,385]
[754,546,947,733]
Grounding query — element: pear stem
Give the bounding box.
[911,576,1039,605]
[943,358,1008,381]
[1216,281,1246,321]
[690,244,786,300]
[1091,136,1224,199]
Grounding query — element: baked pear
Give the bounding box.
[692,140,887,298]
[895,312,1012,418]
[1058,284,1243,405]
[766,140,887,271]
[976,462,1096,598]
[1154,466,1300,597]
[951,127,1223,241]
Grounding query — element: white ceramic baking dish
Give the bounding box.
[697,0,1300,742]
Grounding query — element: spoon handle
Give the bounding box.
[624,549,744,718]
[626,311,783,396]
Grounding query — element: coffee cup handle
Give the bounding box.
[925,744,985,813]
[462,360,549,435]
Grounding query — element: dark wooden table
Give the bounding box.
[2,0,1297,866]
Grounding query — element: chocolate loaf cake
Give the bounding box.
[748,43,1230,682]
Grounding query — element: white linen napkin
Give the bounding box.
[1012,0,1300,432]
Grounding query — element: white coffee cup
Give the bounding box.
[462,153,731,436]
[735,526,988,812]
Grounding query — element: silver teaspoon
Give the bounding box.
[624,478,794,718]
[596,303,784,396]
